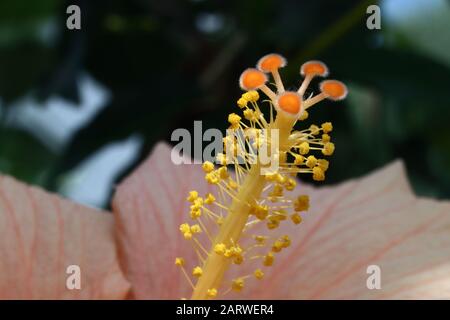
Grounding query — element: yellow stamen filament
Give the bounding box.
[191,112,296,299]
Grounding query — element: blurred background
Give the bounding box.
[0,0,449,209]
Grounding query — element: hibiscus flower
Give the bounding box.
[1,54,449,300]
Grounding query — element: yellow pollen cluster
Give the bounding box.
[254,269,264,279]
[176,53,347,300]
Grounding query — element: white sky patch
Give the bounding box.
[382,0,450,66]
[60,135,143,208]
[6,73,109,152]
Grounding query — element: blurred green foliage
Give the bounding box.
[0,0,449,207]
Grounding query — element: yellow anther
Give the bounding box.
[228,178,238,189]
[254,269,264,280]
[190,224,202,234]
[284,178,296,191]
[317,159,329,171]
[294,195,309,212]
[207,288,217,298]
[322,133,331,143]
[294,154,304,165]
[205,172,219,184]
[299,110,309,120]
[233,254,244,265]
[322,122,333,133]
[242,90,259,102]
[230,245,243,256]
[309,124,320,135]
[275,173,286,184]
[281,235,291,248]
[272,240,284,253]
[232,278,245,292]
[243,109,256,121]
[254,235,267,244]
[242,92,252,101]
[267,220,279,230]
[299,142,310,155]
[291,213,302,225]
[228,113,241,129]
[313,166,325,181]
[183,231,193,240]
[192,266,203,277]
[253,204,269,220]
[218,166,229,179]
[249,90,259,101]
[269,184,284,197]
[175,257,185,267]
[237,97,248,108]
[224,249,233,258]
[204,193,216,204]
[187,190,198,202]
[322,142,335,156]
[190,208,202,219]
[202,161,214,173]
[242,91,253,102]
[263,253,275,266]
[179,223,190,234]
[214,243,226,255]
[223,245,242,259]
[216,217,224,226]
[269,220,282,231]
[306,155,317,169]
[192,197,204,208]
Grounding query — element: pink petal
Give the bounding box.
[113,142,450,299]
[113,143,214,299]
[0,175,130,299]
[241,161,450,299]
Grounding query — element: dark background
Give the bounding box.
[1,0,449,208]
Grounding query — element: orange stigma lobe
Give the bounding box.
[277,92,302,115]
[257,54,286,72]
[300,60,328,77]
[320,80,348,100]
[239,68,268,90]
